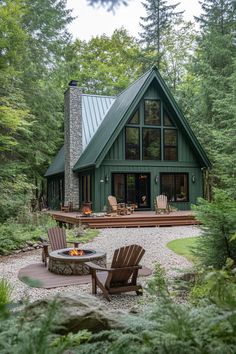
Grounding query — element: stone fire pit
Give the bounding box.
[48,248,106,275]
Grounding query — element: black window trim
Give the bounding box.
[142,127,161,160]
[163,128,178,161]
[125,126,140,160]
[144,99,161,126]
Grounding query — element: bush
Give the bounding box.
[192,189,236,268]
[0,213,56,255]
[0,170,34,223]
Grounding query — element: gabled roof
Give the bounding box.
[45,94,115,177]
[73,66,211,171]
[45,145,64,177]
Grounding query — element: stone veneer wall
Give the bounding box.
[64,85,82,208]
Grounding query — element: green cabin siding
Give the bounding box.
[91,165,203,212]
[86,85,204,212]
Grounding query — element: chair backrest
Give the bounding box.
[108,195,118,212]
[110,244,145,284]
[156,195,168,209]
[47,227,67,251]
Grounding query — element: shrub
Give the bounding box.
[0,214,56,255]
[192,189,236,268]
[0,278,12,307]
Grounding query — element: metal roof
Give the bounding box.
[45,94,115,177]
[73,66,211,171]
[45,145,65,177]
[82,94,115,148]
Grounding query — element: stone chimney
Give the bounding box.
[64,80,82,208]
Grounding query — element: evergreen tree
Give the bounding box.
[194,0,236,192]
[139,0,183,68]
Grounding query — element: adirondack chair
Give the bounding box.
[155,195,170,214]
[60,201,73,212]
[107,195,129,215]
[85,244,145,301]
[42,227,79,267]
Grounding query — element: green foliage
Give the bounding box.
[192,189,236,268]
[0,278,12,307]
[0,300,63,354]
[60,227,99,244]
[191,259,236,309]
[61,29,143,96]
[146,263,169,297]
[0,166,34,223]
[0,213,55,255]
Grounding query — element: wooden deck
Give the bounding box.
[49,210,199,228]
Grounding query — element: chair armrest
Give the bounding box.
[85,262,141,272]
[85,262,110,272]
[110,265,142,271]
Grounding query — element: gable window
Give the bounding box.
[143,128,161,160]
[125,127,140,160]
[164,110,174,126]
[160,173,188,202]
[128,110,139,125]
[125,103,178,161]
[144,100,160,125]
[164,129,177,160]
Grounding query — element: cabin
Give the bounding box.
[45,66,211,212]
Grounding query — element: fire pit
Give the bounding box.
[48,248,106,275]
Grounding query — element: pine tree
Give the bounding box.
[187,0,236,193]
[139,0,183,68]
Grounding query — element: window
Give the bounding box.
[143,128,161,160]
[160,173,188,202]
[164,129,177,160]
[164,110,174,126]
[144,100,160,125]
[125,102,178,161]
[112,173,150,208]
[128,110,139,125]
[82,175,91,202]
[125,127,140,160]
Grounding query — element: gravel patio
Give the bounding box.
[0,226,201,310]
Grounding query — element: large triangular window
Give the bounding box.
[125,101,178,161]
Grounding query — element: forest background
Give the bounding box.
[0,0,235,223]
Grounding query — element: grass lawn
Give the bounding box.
[166,236,199,262]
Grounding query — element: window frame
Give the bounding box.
[163,128,178,161]
[144,99,161,126]
[82,174,92,202]
[160,173,189,202]
[125,126,140,160]
[142,127,161,160]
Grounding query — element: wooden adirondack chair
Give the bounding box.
[155,195,170,214]
[107,195,128,215]
[85,244,145,301]
[42,227,79,267]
